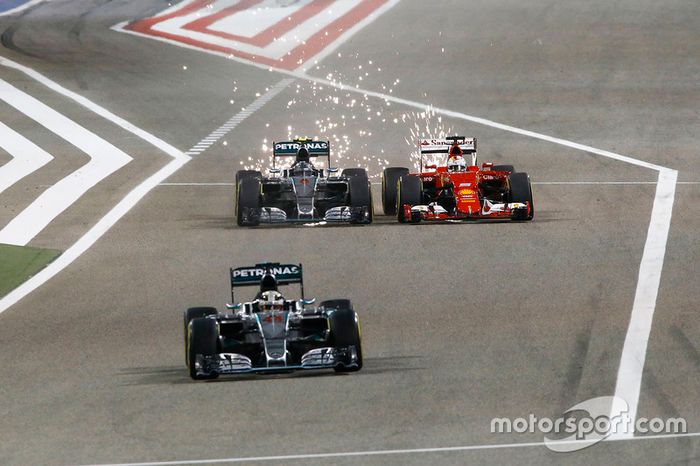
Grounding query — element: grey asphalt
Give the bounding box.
[0,0,698,465]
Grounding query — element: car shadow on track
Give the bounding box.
[117,356,426,386]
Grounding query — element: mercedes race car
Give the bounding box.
[382,136,534,222]
[184,262,363,379]
[235,138,373,226]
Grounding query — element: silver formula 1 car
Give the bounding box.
[184,262,363,379]
[235,138,373,226]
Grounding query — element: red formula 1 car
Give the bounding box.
[382,137,534,222]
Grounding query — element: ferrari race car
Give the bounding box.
[235,138,373,226]
[184,262,363,380]
[382,136,534,222]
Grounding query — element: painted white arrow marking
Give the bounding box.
[0,78,132,246]
[0,121,53,194]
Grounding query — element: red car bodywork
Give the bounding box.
[399,138,532,221]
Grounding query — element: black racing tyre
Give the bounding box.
[187,317,219,380]
[492,165,515,173]
[348,175,373,224]
[235,170,262,189]
[324,300,362,373]
[184,307,217,366]
[342,168,368,179]
[320,299,352,312]
[397,175,422,223]
[382,167,409,216]
[236,178,261,226]
[508,172,534,221]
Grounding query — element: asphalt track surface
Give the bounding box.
[0,1,699,465]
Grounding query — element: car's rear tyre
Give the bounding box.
[397,175,422,223]
[236,178,261,226]
[187,317,219,380]
[382,167,409,216]
[235,170,262,190]
[348,175,373,224]
[342,168,368,179]
[323,300,362,373]
[184,307,217,366]
[509,172,534,221]
[492,165,515,173]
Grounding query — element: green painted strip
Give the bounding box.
[0,243,60,297]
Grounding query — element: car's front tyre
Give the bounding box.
[236,178,262,226]
[183,307,217,367]
[382,167,409,216]
[348,176,373,224]
[397,175,422,223]
[187,317,220,380]
[508,172,534,221]
[323,300,363,373]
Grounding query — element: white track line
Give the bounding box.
[0,78,132,246]
[533,181,657,185]
[300,73,668,171]
[0,57,291,315]
[611,168,678,437]
[0,121,53,194]
[159,182,235,186]
[84,431,700,465]
[0,0,45,17]
[159,181,695,187]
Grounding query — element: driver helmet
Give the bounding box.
[259,290,285,312]
[296,147,310,163]
[447,155,467,173]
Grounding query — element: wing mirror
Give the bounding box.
[301,298,316,305]
[327,167,339,173]
[269,168,281,175]
[425,164,437,170]
[481,162,493,170]
[226,303,242,310]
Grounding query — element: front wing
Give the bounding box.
[403,201,531,221]
[240,206,371,224]
[192,346,360,376]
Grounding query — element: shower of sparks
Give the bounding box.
[403,109,455,170]
[234,55,455,175]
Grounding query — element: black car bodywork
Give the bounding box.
[236,139,373,225]
[184,263,363,379]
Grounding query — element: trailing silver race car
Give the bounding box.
[235,138,373,225]
[184,262,363,379]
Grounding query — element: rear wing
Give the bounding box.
[230,262,304,301]
[272,138,330,168]
[418,136,477,171]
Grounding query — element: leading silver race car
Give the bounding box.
[184,262,363,379]
[235,138,373,225]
